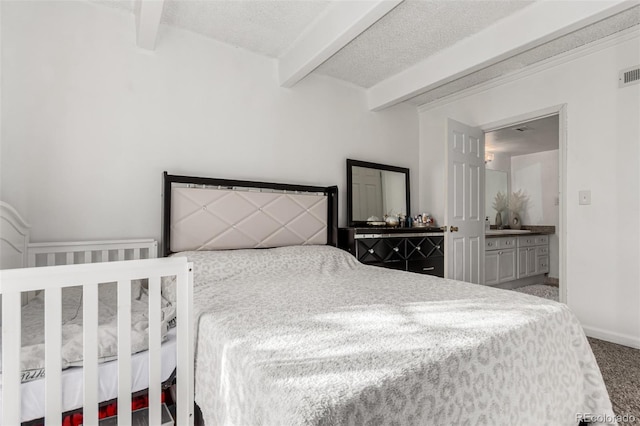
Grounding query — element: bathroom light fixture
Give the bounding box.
[485,152,494,163]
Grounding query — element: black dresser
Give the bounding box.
[338,227,445,277]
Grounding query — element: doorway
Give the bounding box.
[481,105,566,303]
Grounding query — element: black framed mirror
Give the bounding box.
[346,159,410,227]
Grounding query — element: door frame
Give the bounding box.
[479,104,567,304]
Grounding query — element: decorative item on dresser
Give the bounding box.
[338,227,445,277]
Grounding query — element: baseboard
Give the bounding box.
[582,325,640,349]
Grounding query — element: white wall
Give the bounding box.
[419,31,640,348]
[0,1,419,242]
[485,152,511,173]
[511,149,559,278]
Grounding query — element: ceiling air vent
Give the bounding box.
[619,65,640,88]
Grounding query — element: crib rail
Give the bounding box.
[0,257,194,426]
[27,239,158,267]
[23,239,158,306]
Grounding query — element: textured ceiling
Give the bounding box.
[314,0,534,88]
[161,0,331,58]
[89,1,639,109]
[486,115,559,157]
[409,6,640,106]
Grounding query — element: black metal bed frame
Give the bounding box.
[161,172,339,257]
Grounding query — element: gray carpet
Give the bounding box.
[512,284,559,301]
[588,337,640,425]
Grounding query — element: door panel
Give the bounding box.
[447,119,485,283]
[469,236,481,284]
[452,237,465,281]
[484,251,499,285]
[499,249,517,282]
[453,161,465,220]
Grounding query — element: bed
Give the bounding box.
[0,201,194,425]
[163,172,615,426]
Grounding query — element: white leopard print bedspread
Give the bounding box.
[173,245,614,426]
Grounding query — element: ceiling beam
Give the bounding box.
[135,0,165,50]
[367,0,637,111]
[279,0,403,88]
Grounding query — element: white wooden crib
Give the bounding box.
[0,202,194,425]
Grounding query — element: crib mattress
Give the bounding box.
[0,328,177,422]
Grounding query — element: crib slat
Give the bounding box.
[177,265,195,425]
[148,276,162,425]
[2,292,22,426]
[45,287,62,426]
[133,248,140,260]
[84,251,92,264]
[66,252,74,265]
[47,253,55,266]
[101,250,109,262]
[83,284,99,425]
[117,249,125,261]
[117,280,132,425]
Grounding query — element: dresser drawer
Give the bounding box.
[407,258,444,277]
[535,235,549,245]
[536,245,549,256]
[485,239,499,250]
[498,237,517,249]
[518,235,538,247]
[356,238,405,263]
[406,236,444,260]
[537,256,550,274]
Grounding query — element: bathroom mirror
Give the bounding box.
[486,169,508,225]
[347,159,410,226]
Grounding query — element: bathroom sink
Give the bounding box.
[486,229,532,235]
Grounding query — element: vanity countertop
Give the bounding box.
[485,225,555,238]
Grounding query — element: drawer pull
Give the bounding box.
[422,267,435,271]
[393,247,399,252]
[488,242,493,246]
[368,249,375,254]
[499,251,503,255]
[505,241,511,245]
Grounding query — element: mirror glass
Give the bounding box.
[347,159,410,226]
[486,169,508,225]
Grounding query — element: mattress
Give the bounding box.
[0,327,177,422]
[172,245,614,426]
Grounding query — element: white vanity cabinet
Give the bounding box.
[485,234,549,286]
[484,237,517,285]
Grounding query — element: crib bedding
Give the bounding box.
[0,327,177,422]
[0,281,175,382]
[173,245,614,426]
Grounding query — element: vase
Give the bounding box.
[495,211,502,228]
[510,212,522,230]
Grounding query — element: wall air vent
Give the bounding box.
[619,65,640,88]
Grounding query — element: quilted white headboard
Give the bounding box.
[162,173,338,255]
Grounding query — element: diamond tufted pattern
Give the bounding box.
[171,187,327,252]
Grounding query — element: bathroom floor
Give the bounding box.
[512,284,559,302]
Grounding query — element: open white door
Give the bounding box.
[446,119,485,283]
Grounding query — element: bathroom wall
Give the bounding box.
[511,149,559,278]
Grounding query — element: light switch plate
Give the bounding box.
[579,190,591,205]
